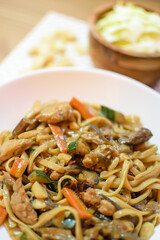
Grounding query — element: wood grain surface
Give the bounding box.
[0,0,160,62]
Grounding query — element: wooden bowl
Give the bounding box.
[89,3,160,87]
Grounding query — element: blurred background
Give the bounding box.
[0,0,159,62]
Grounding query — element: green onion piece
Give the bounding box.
[101,105,115,121]
[119,188,124,195]
[62,218,76,229]
[20,233,28,240]
[49,181,58,193]
[68,141,78,153]
[28,170,58,192]
[94,212,111,220]
[30,147,37,153]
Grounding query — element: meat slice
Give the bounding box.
[83,152,107,172]
[94,144,118,156]
[3,172,15,189]
[12,118,39,136]
[11,178,37,225]
[119,128,153,145]
[39,228,74,240]
[65,164,82,175]
[81,187,101,206]
[81,124,113,145]
[81,188,116,216]
[64,181,93,195]
[82,145,118,172]
[0,139,32,164]
[98,200,116,216]
[81,132,105,145]
[36,102,75,124]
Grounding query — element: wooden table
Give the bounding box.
[0,0,160,62]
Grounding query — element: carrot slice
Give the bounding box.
[0,206,7,225]
[9,157,29,178]
[62,187,92,219]
[49,124,68,153]
[70,97,95,120]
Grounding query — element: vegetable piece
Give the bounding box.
[70,97,95,120]
[28,170,52,183]
[32,199,47,209]
[45,197,58,209]
[31,181,48,199]
[68,141,78,153]
[20,233,28,240]
[48,181,58,193]
[30,147,37,153]
[62,218,76,229]
[49,124,68,153]
[28,170,58,192]
[94,212,111,220]
[62,187,92,219]
[0,205,7,225]
[68,140,90,155]
[119,188,124,195]
[101,105,125,124]
[9,157,29,178]
[101,105,115,121]
[79,170,99,185]
[96,3,160,54]
[22,174,30,185]
[57,153,72,164]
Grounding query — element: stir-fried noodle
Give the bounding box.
[0,97,159,240]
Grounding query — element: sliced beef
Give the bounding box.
[12,118,39,136]
[10,178,37,225]
[119,128,153,145]
[0,139,32,163]
[36,102,75,124]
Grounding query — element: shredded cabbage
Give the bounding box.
[96,3,160,54]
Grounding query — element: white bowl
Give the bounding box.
[0,67,160,239]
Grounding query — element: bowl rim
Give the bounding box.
[89,2,160,59]
[1,67,160,98]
